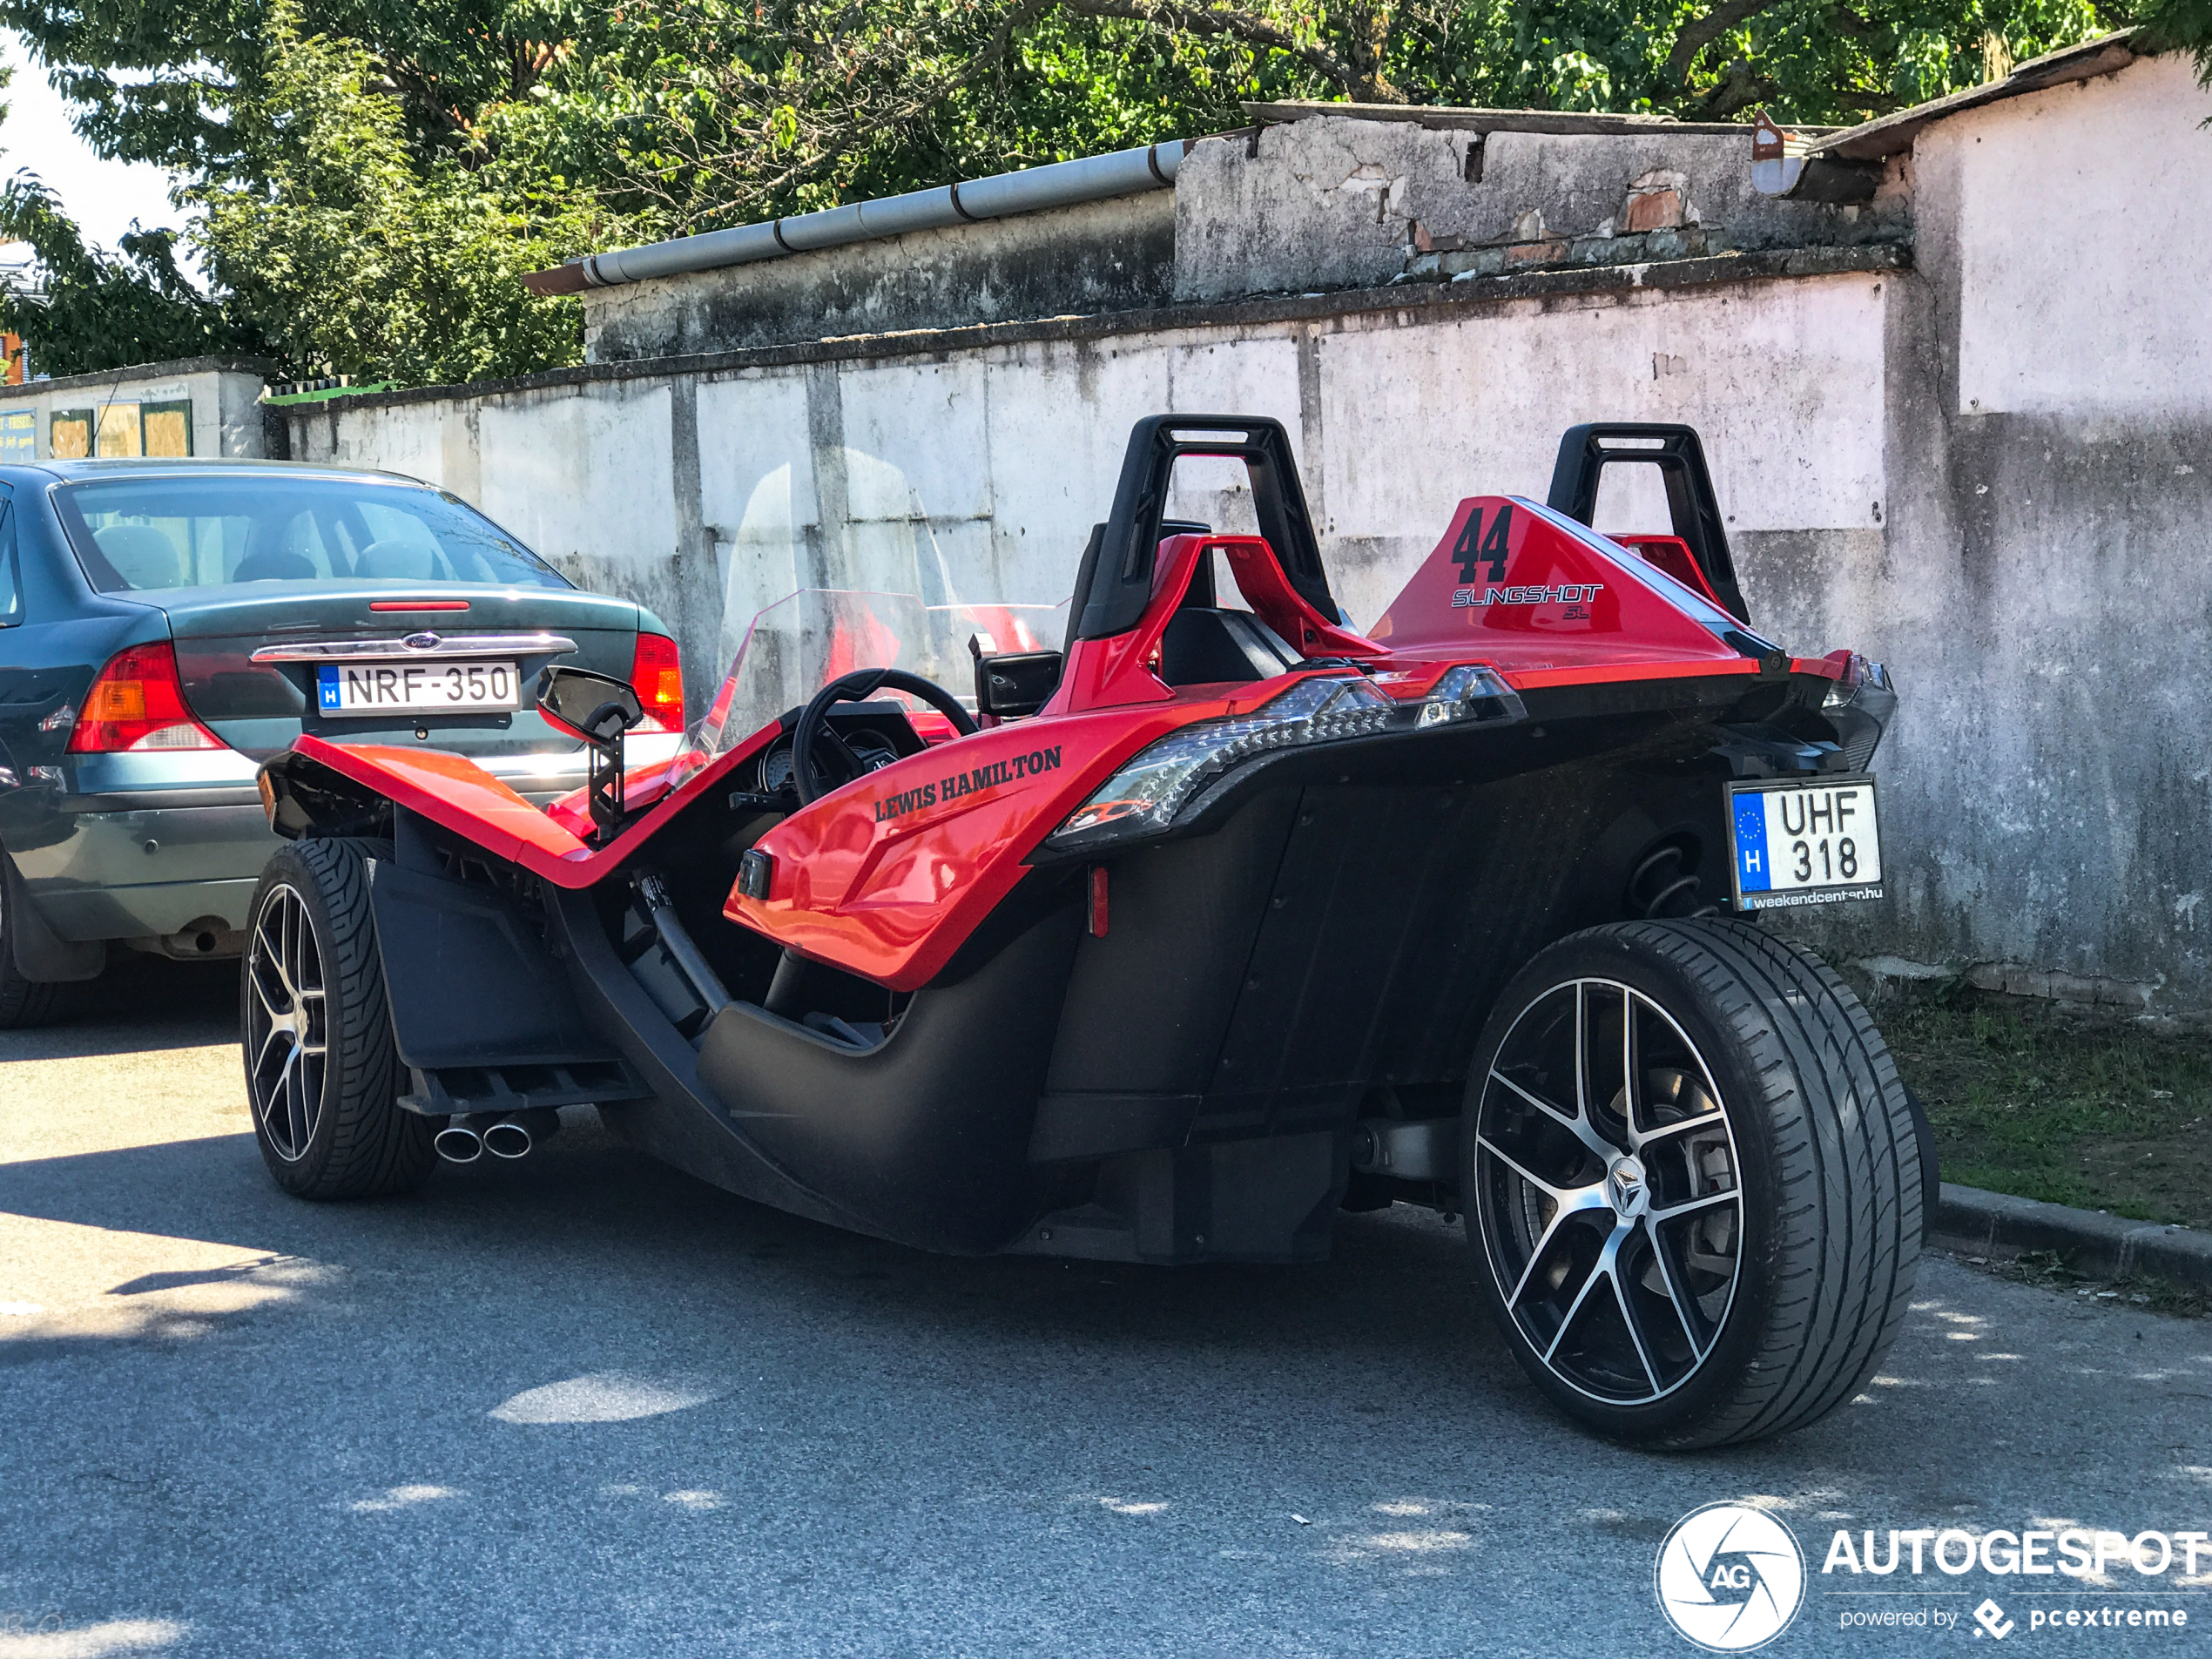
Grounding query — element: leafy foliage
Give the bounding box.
[186,6,604,385]
[2137,0,2212,81]
[0,0,2132,383]
[0,172,262,374]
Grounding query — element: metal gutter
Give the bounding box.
[523,141,1187,297]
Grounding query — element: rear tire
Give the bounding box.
[242,838,435,1199]
[1465,918,1922,1449]
[0,853,66,1029]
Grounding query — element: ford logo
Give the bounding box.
[401,631,442,651]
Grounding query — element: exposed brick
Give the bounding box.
[1623,188,1685,233]
[1504,239,1569,265]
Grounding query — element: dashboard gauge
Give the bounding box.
[759,742,795,793]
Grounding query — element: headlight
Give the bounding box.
[1046,665,1524,855]
[1821,653,1896,772]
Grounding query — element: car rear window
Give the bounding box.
[51,474,571,595]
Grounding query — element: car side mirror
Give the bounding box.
[972,648,1064,719]
[535,666,642,846]
[536,665,643,741]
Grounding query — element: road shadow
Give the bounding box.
[0,1109,1520,1399]
[7,1094,2205,1496]
[0,953,238,1061]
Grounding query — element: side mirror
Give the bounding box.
[535,666,642,846]
[536,666,643,742]
[972,648,1063,719]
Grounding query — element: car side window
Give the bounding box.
[0,498,19,626]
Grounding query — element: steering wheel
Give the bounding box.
[792,668,980,805]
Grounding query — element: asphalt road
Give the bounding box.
[2,961,2208,1659]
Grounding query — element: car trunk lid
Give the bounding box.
[159,583,644,762]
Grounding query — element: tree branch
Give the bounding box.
[1055,0,1378,98]
[1694,58,1777,115]
[652,0,1057,224]
[1667,0,1788,83]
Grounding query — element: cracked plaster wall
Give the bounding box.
[1171,118,1909,302]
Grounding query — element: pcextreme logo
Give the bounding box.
[1656,1503,1808,1652]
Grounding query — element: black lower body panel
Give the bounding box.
[693,898,1085,1254]
[543,882,867,1236]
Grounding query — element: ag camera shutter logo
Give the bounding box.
[1655,1502,1807,1651]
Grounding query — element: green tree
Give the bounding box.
[0,172,261,374]
[185,5,610,384]
[0,0,2134,387]
[574,0,2120,235]
[2138,0,2212,81]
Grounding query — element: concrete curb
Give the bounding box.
[1932,1182,2212,1290]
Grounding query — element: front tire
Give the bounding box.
[1466,919,1922,1449]
[242,838,435,1198]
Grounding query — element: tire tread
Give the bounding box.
[1469,916,1923,1449]
[245,838,435,1199]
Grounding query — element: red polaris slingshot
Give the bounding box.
[244,415,1925,1449]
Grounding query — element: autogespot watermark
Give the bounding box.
[1656,1503,1810,1651]
[1657,1508,2204,1647]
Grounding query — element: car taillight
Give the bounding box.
[66,642,225,754]
[629,631,685,733]
[1045,666,1524,855]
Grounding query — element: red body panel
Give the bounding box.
[293,719,785,887]
[1371,496,1746,672]
[1211,535,1386,662]
[1613,533,1726,608]
[726,707,1188,990]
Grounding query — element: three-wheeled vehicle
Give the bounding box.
[245,416,1923,1448]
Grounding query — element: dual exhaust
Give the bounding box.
[434,1106,562,1164]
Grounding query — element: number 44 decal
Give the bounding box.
[1452,503,1514,585]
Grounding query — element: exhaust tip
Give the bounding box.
[482,1118,534,1160]
[434,1124,483,1163]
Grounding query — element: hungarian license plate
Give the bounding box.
[1728,777,1884,909]
[316,660,520,717]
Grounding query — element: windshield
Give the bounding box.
[687,590,1067,759]
[53,474,570,595]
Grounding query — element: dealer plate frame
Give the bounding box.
[1726,773,1885,913]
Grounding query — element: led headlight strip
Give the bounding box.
[1046,665,1525,855]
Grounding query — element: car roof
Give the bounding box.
[0,458,428,488]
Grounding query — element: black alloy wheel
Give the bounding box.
[1467,919,1924,1449]
[242,838,435,1198]
[1474,974,1743,1408]
[246,880,327,1161]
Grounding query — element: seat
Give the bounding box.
[91,524,183,590]
[356,537,445,579]
[1158,607,1299,686]
[232,549,318,582]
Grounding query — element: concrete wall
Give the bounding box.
[1775,51,2212,1015]
[583,192,1175,365]
[0,359,274,461]
[1172,119,1909,299]
[578,119,1907,364]
[291,260,1889,786]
